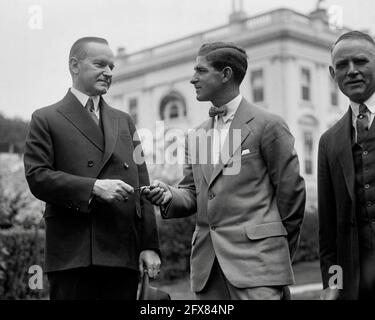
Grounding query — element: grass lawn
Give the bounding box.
[153,260,322,300]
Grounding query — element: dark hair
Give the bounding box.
[331,31,375,52]
[69,37,109,61]
[198,42,248,85]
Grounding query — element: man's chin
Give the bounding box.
[196,95,207,102]
[346,90,367,102]
[96,86,109,95]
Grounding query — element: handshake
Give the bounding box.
[140,180,172,206]
[92,179,171,206]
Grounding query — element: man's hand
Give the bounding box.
[139,250,161,279]
[320,287,340,300]
[92,179,134,203]
[142,180,172,206]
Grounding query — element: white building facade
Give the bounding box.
[108,8,351,204]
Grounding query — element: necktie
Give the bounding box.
[356,103,369,145]
[86,98,99,126]
[209,105,227,118]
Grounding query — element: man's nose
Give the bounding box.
[347,62,358,76]
[190,75,197,84]
[103,66,112,77]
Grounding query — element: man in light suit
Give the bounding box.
[144,42,305,300]
[319,31,375,300]
[24,37,160,299]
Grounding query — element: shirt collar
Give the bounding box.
[217,94,242,123]
[350,92,375,118]
[70,87,100,112]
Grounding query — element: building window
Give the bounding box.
[301,68,311,101]
[159,91,187,121]
[251,69,264,103]
[303,131,314,175]
[129,98,138,125]
[330,77,338,106]
[169,104,179,119]
[112,94,124,107]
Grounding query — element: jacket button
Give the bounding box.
[367,201,373,207]
[365,184,370,189]
[87,160,94,167]
[208,193,215,200]
[363,151,369,156]
[123,162,129,169]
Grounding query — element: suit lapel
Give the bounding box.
[208,99,254,188]
[57,91,104,152]
[336,109,355,202]
[98,98,119,171]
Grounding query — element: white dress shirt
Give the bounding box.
[212,94,242,165]
[70,87,100,120]
[350,92,375,143]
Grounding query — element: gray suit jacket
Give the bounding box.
[163,98,306,292]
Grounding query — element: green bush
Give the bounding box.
[0,227,48,299]
[293,207,319,263]
[156,211,195,281]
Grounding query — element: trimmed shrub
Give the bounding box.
[293,207,319,263]
[156,211,195,281]
[0,227,48,299]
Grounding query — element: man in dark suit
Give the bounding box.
[24,37,160,300]
[319,31,375,300]
[144,42,305,299]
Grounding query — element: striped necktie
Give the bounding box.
[85,97,99,126]
[356,103,369,144]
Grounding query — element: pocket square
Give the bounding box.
[241,149,250,155]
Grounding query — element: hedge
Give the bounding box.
[156,212,195,281]
[0,208,318,299]
[0,227,48,299]
[293,208,319,263]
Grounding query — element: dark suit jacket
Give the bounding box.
[318,107,360,300]
[24,90,159,272]
[163,99,306,292]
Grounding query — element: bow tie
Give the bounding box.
[209,105,227,118]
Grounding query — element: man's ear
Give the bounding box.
[329,66,336,81]
[222,66,233,84]
[69,57,80,75]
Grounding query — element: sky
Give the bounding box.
[1,0,375,120]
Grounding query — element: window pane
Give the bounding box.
[303,130,314,174]
[251,69,264,103]
[301,68,311,102]
[330,78,338,106]
[129,98,138,124]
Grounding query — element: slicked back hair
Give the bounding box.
[69,36,109,61]
[331,30,375,53]
[198,42,248,85]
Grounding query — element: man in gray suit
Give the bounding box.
[144,42,305,300]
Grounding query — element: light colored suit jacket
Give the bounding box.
[163,98,306,292]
